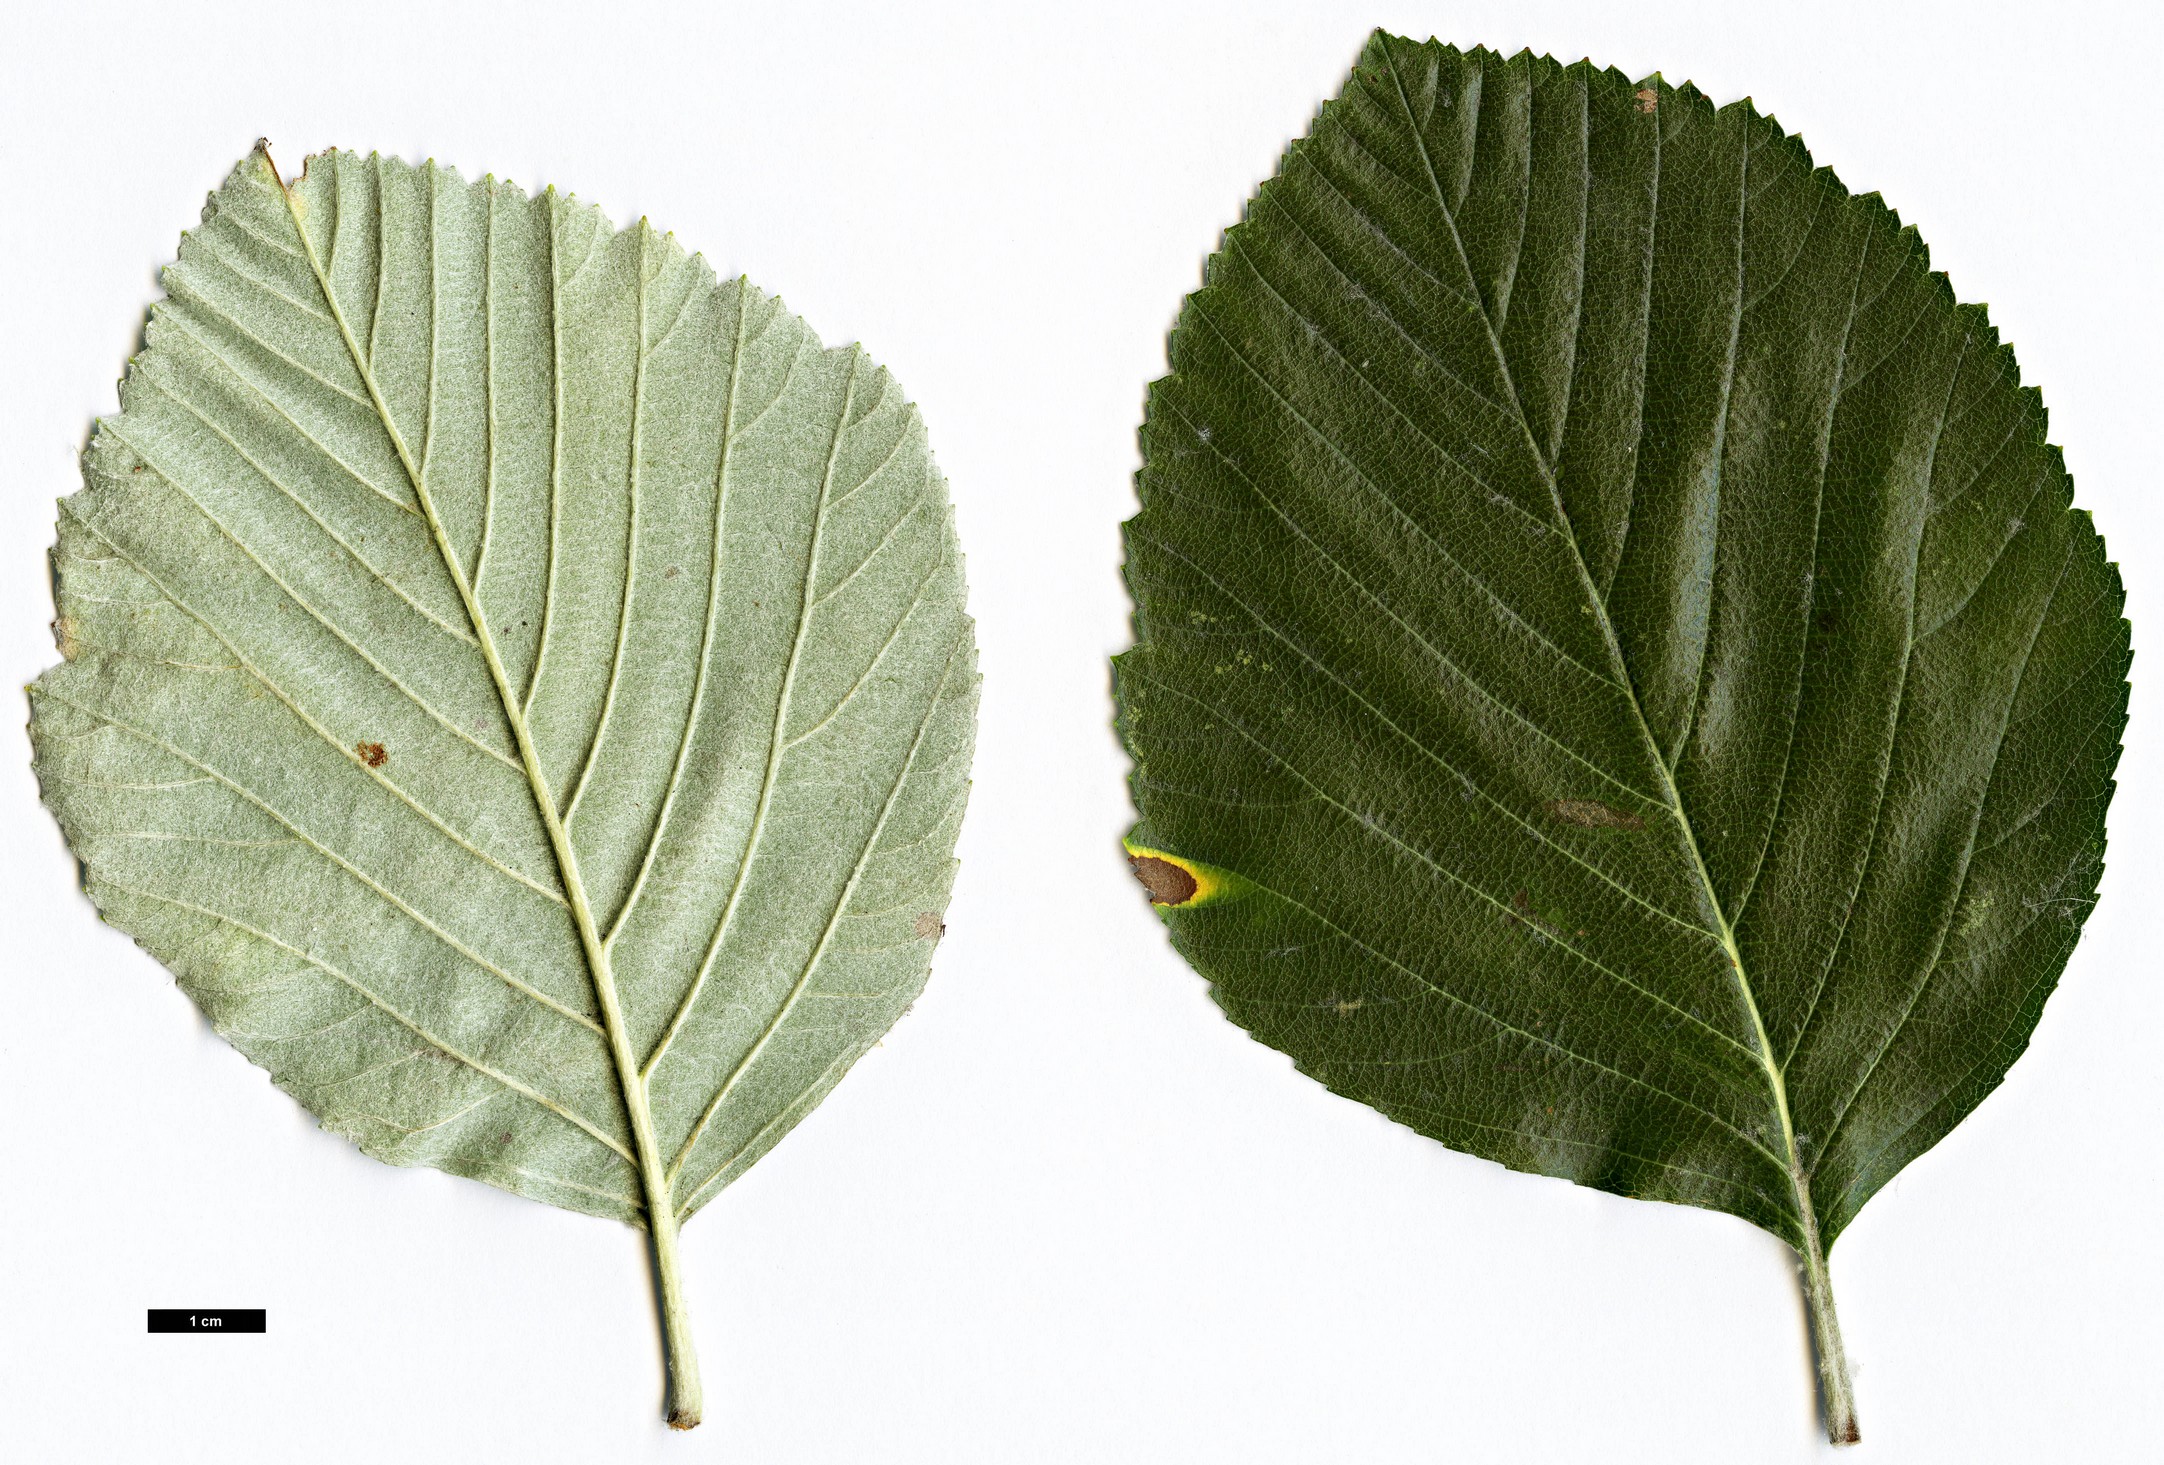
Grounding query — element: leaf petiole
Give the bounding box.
[1797,1201,1859,1445]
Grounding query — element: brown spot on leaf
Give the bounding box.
[356,741,388,768]
[914,911,945,940]
[1634,87,1658,113]
[1546,798,1643,831]
[1130,854,1198,906]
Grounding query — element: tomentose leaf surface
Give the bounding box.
[32,146,977,1426]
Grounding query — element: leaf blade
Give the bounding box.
[1117,35,2127,1430]
[32,145,977,1420]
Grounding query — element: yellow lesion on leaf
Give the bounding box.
[1121,839,1254,910]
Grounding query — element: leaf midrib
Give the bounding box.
[1373,52,1815,1238]
[266,151,670,1220]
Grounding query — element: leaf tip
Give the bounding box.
[249,139,283,187]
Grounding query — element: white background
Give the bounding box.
[1,1,2156,1459]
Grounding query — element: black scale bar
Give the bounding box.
[148,1309,266,1333]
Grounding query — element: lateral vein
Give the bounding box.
[667,634,964,1182]
[42,686,598,1032]
[643,349,864,1080]
[63,504,565,902]
[101,880,632,1162]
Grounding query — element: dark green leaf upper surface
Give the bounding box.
[1117,35,2128,1250]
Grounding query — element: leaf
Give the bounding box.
[1115,35,2128,1443]
[30,144,977,1428]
